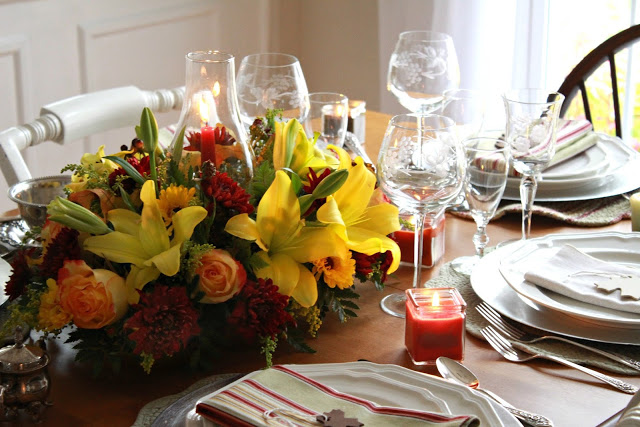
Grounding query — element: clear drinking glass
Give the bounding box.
[503,90,564,239]
[451,138,509,275]
[387,30,460,113]
[377,114,465,318]
[441,89,486,141]
[302,92,349,149]
[236,53,309,128]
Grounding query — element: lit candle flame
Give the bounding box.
[212,81,220,97]
[336,105,344,116]
[199,98,210,126]
[432,291,440,307]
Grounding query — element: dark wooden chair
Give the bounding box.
[557,24,640,138]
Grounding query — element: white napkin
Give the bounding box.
[523,245,640,315]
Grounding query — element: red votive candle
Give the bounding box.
[393,211,445,267]
[200,125,217,166]
[405,287,466,365]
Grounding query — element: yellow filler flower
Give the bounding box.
[225,170,345,307]
[316,157,401,274]
[84,180,207,303]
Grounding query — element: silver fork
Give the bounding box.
[476,302,640,373]
[481,326,639,394]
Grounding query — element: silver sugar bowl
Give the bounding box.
[0,326,51,422]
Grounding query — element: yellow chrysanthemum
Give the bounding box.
[157,185,196,225]
[312,253,356,290]
[38,279,72,331]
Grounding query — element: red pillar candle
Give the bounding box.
[200,125,217,166]
[393,211,445,267]
[405,287,466,365]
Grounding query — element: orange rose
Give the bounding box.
[57,260,128,329]
[195,249,246,303]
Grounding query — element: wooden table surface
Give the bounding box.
[26,111,640,426]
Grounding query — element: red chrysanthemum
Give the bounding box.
[185,126,236,152]
[124,285,201,359]
[40,228,81,279]
[353,250,394,284]
[228,278,294,342]
[201,171,254,214]
[5,248,36,301]
[184,131,201,152]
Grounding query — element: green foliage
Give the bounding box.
[248,161,276,205]
[260,336,278,367]
[67,325,135,377]
[316,283,360,323]
[285,327,316,354]
[103,156,145,184]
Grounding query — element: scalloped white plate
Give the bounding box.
[186,361,519,426]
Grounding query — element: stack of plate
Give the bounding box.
[502,134,640,202]
[471,232,640,345]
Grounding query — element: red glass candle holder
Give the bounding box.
[405,287,466,365]
[393,210,445,268]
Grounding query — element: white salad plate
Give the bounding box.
[542,140,609,180]
[471,232,640,345]
[185,361,519,426]
[498,232,640,329]
[503,134,640,201]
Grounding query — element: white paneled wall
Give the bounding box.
[0,0,270,212]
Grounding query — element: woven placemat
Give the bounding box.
[451,195,630,227]
[426,261,640,375]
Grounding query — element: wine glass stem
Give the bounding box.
[473,221,489,258]
[519,173,538,240]
[412,211,427,288]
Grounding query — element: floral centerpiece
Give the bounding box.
[2,108,400,374]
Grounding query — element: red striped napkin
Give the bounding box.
[195,365,480,426]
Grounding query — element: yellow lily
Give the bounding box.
[84,180,208,303]
[316,157,401,274]
[225,170,345,307]
[272,120,345,181]
[67,145,119,192]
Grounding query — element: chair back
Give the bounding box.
[557,24,640,138]
[0,86,184,187]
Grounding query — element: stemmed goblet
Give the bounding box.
[236,53,309,128]
[387,30,460,114]
[451,138,509,275]
[377,114,465,318]
[503,90,564,239]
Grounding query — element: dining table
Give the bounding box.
[12,111,640,427]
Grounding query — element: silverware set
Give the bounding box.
[477,302,639,395]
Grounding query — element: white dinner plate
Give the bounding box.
[187,361,519,426]
[471,233,640,345]
[503,134,640,201]
[542,140,609,180]
[498,233,640,328]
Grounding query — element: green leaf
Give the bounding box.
[248,161,276,203]
[312,169,348,198]
[118,186,138,212]
[249,253,270,271]
[171,125,187,161]
[104,156,145,185]
[138,107,159,155]
[298,194,315,215]
[283,168,303,194]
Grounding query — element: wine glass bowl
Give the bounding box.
[451,138,509,275]
[387,30,460,113]
[236,53,309,128]
[503,89,564,239]
[377,114,465,317]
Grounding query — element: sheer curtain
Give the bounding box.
[377,0,548,128]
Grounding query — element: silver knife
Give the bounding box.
[474,387,554,426]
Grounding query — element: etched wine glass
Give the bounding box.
[377,114,465,318]
[236,53,309,128]
[451,138,509,275]
[387,30,460,114]
[503,90,564,240]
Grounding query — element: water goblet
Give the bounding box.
[377,114,465,318]
[302,92,349,149]
[503,89,564,240]
[236,53,309,128]
[387,30,460,114]
[451,138,509,275]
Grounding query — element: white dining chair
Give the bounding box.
[0,86,185,187]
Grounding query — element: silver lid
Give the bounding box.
[0,326,49,373]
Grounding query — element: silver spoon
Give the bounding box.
[436,356,554,427]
